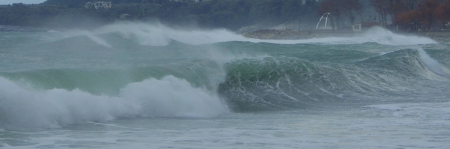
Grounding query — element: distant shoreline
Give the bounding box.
[243,29,450,44]
[410,31,450,43]
[1,25,449,44]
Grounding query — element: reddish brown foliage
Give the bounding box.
[395,10,419,27]
[393,0,450,30]
[435,0,450,22]
[417,0,440,29]
[318,0,339,16]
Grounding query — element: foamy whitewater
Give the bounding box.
[1,22,449,149]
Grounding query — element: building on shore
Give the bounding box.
[85,2,93,9]
[352,22,381,32]
[170,0,210,2]
[85,1,112,9]
[302,0,321,5]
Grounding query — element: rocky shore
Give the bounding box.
[414,32,450,44]
[426,36,450,43]
[243,29,313,40]
[243,29,450,44]
[242,29,353,40]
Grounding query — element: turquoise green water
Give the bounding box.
[0,23,449,148]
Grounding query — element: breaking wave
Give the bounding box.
[219,48,449,111]
[0,76,228,131]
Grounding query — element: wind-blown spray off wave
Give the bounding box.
[253,27,436,45]
[418,48,448,77]
[360,27,437,45]
[96,22,248,46]
[45,23,436,48]
[46,22,247,47]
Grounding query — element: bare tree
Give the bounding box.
[417,0,440,29]
[435,0,450,29]
[341,0,363,25]
[370,0,390,26]
[354,1,364,22]
[400,0,422,10]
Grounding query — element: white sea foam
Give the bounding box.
[0,76,228,131]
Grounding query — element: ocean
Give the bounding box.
[0,22,449,149]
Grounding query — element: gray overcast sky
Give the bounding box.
[0,0,46,5]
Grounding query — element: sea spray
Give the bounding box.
[43,23,437,48]
[248,26,437,45]
[57,30,112,48]
[0,76,228,131]
[94,22,247,46]
[418,48,447,77]
[120,76,228,118]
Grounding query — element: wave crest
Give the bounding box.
[0,76,228,131]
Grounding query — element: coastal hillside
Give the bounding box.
[0,0,320,30]
[0,0,449,33]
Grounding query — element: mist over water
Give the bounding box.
[40,22,437,48]
[68,22,248,47]
[361,27,437,45]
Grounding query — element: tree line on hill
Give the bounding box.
[0,0,320,31]
[393,0,450,31]
[0,0,449,31]
[318,0,450,31]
